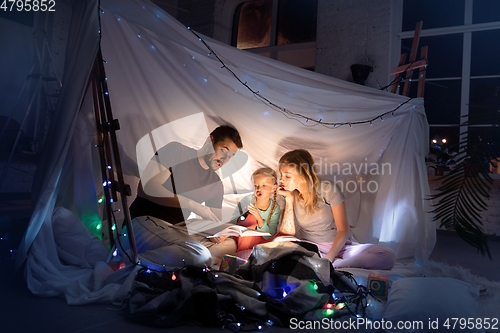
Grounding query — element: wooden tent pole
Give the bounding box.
[93,48,138,264]
[91,68,115,249]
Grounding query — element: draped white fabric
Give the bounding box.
[17,0,435,304]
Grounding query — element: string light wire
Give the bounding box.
[188,29,414,129]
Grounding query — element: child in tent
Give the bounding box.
[231,167,281,259]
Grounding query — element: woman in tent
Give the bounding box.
[277,149,396,270]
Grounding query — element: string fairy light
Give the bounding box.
[187,28,414,129]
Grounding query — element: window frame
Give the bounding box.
[397,0,500,145]
[222,0,317,70]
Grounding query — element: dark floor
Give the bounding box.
[1,192,499,333]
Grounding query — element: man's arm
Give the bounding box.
[139,159,220,222]
[138,160,180,207]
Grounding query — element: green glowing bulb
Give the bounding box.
[111,224,116,231]
[336,302,346,309]
[312,282,318,290]
[325,309,334,315]
[96,224,102,230]
[98,197,104,204]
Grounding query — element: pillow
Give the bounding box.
[52,207,109,267]
[383,277,485,333]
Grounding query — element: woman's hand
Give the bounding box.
[324,202,349,262]
[277,185,294,204]
[247,204,264,228]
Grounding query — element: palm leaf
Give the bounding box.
[428,115,499,259]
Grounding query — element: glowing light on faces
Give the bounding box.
[208,137,238,171]
[253,174,277,201]
[279,164,305,192]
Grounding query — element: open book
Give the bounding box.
[207,225,270,238]
[169,218,270,238]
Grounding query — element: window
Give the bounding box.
[400,0,500,156]
[232,0,318,70]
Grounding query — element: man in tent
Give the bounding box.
[125,125,243,269]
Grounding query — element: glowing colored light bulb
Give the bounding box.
[336,302,346,309]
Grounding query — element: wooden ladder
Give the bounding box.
[390,21,429,97]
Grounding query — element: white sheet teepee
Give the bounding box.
[16,0,435,304]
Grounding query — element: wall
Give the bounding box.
[154,0,217,39]
[315,0,396,89]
